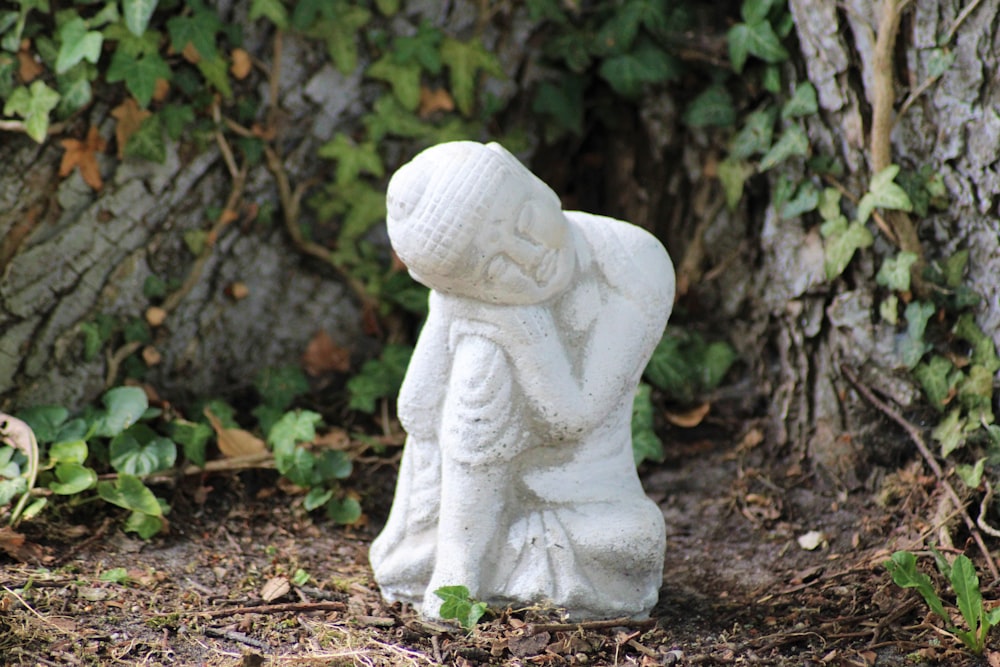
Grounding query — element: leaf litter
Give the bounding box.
[2,417,996,666]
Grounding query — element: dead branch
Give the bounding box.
[840,364,999,582]
[187,599,346,619]
[525,616,657,636]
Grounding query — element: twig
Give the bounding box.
[869,0,923,259]
[98,451,276,484]
[185,599,346,619]
[1,585,78,635]
[203,626,271,652]
[943,0,985,44]
[840,364,999,581]
[525,616,657,636]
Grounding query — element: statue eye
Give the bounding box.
[485,255,507,282]
[516,203,535,235]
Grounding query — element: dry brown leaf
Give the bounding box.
[665,402,711,428]
[231,48,252,79]
[17,40,42,82]
[225,282,249,300]
[302,330,351,376]
[152,78,171,102]
[142,346,162,367]
[145,306,167,327]
[418,86,455,117]
[181,41,200,64]
[260,576,291,602]
[111,98,152,159]
[204,407,267,458]
[0,526,44,563]
[314,428,350,449]
[59,126,107,191]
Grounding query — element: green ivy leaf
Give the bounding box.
[781,181,819,219]
[97,473,162,515]
[897,301,935,369]
[781,81,818,118]
[822,219,873,280]
[56,62,95,114]
[347,344,413,413]
[876,251,919,292]
[268,410,323,462]
[532,76,585,139]
[717,157,753,210]
[167,419,212,468]
[303,487,333,511]
[932,408,966,458]
[124,114,166,163]
[631,383,663,465]
[363,94,431,141]
[124,509,164,538]
[254,365,310,411]
[122,0,158,35]
[106,49,171,107]
[3,81,60,143]
[160,103,195,141]
[103,23,161,57]
[598,41,678,98]
[730,107,776,160]
[249,0,288,28]
[96,387,149,438]
[279,446,315,487]
[304,6,371,75]
[953,313,1000,374]
[958,365,994,419]
[727,19,789,74]
[367,55,422,110]
[109,425,177,475]
[326,496,362,524]
[758,124,808,171]
[440,36,504,116]
[314,449,352,482]
[434,585,487,630]
[914,355,960,412]
[393,21,442,74]
[166,6,220,59]
[956,458,986,489]
[682,85,735,128]
[374,0,400,15]
[196,54,232,99]
[56,17,104,74]
[317,134,385,185]
[858,165,913,223]
[0,477,27,506]
[48,462,97,495]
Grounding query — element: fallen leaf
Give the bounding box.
[145,306,167,327]
[260,576,290,602]
[314,428,350,449]
[152,78,171,102]
[509,631,549,658]
[204,407,267,458]
[418,86,454,117]
[0,526,44,562]
[231,48,252,79]
[59,126,107,191]
[111,98,152,159]
[302,330,351,376]
[797,530,827,551]
[665,402,711,428]
[181,41,201,64]
[142,346,162,366]
[17,40,43,82]
[225,282,249,300]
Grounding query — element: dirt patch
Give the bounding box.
[0,429,989,666]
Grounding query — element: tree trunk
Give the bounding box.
[0,32,369,411]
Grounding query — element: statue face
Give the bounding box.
[465,186,576,305]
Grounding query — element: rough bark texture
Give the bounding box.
[0,1,502,411]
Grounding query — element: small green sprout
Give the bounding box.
[433,585,488,631]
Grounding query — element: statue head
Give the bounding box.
[386,142,576,305]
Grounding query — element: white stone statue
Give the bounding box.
[369,141,675,621]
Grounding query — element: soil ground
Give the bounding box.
[0,420,994,666]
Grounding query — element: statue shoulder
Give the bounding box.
[564,211,675,307]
